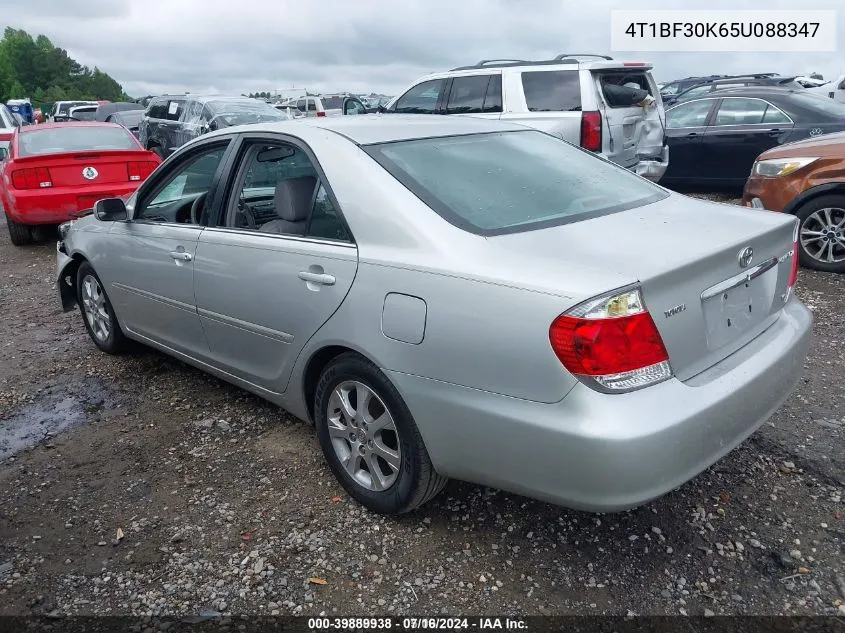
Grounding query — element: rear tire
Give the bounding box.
[76,261,128,354]
[794,194,845,273]
[314,353,447,514]
[6,215,33,246]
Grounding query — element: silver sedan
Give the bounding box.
[56,115,812,514]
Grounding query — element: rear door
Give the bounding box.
[193,133,358,393]
[701,97,794,184]
[662,98,718,181]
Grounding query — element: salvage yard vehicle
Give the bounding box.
[661,88,845,189]
[49,100,98,123]
[139,95,291,159]
[385,54,669,182]
[743,131,845,273]
[56,116,811,515]
[1,121,161,245]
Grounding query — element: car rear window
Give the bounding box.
[18,126,139,157]
[521,70,581,112]
[789,92,845,116]
[57,102,91,115]
[365,130,667,236]
[321,96,344,110]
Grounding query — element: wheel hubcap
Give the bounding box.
[327,381,401,492]
[81,275,111,342]
[800,207,845,264]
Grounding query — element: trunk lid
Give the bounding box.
[491,195,798,381]
[14,150,158,187]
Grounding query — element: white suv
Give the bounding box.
[385,54,669,181]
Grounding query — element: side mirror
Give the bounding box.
[94,197,128,222]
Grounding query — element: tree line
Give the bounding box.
[0,27,130,108]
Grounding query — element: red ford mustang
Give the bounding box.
[1,121,161,245]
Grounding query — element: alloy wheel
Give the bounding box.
[81,274,111,342]
[800,207,845,265]
[326,381,402,492]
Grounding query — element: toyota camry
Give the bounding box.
[56,115,812,515]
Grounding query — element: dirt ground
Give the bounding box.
[0,199,843,618]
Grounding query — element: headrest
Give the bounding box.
[274,176,317,222]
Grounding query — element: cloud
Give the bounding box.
[1,0,843,96]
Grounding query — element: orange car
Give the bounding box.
[743,132,845,273]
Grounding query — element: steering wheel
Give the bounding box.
[190,192,208,224]
[235,203,257,229]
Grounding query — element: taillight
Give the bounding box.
[549,287,672,392]
[786,222,799,299]
[580,111,602,152]
[127,161,157,182]
[316,111,326,117]
[11,167,52,189]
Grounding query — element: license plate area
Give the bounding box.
[702,262,779,350]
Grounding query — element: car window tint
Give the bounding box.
[165,100,185,121]
[521,71,581,112]
[139,146,227,223]
[228,143,322,235]
[713,98,766,125]
[308,184,351,241]
[762,104,791,124]
[321,96,344,110]
[18,126,138,156]
[394,79,445,114]
[666,100,713,128]
[446,75,491,114]
[366,130,666,236]
[483,75,503,113]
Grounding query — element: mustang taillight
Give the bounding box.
[12,167,52,189]
[127,161,157,182]
[549,287,672,392]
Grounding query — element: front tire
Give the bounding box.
[6,215,33,246]
[76,262,127,354]
[314,353,447,514]
[795,194,845,273]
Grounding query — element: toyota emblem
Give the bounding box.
[738,246,754,268]
[82,166,99,180]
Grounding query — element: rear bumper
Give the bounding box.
[635,145,670,182]
[388,297,812,512]
[3,183,139,225]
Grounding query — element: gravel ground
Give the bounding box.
[0,196,843,618]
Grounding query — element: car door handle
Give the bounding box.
[686,132,698,137]
[766,129,782,135]
[298,271,335,286]
[169,251,193,262]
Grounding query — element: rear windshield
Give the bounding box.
[57,102,92,115]
[206,99,290,124]
[71,109,97,121]
[18,126,139,157]
[115,110,144,127]
[365,130,667,236]
[521,70,582,112]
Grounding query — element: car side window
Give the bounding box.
[666,99,714,128]
[394,79,445,114]
[713,98,767,126]
[136,145,228,224]
[483,75,503,113]
[761,104,791,124]
[446,75,492,114]
[521,70,581,112]
[226,142,351,241]
[165,99,185,121]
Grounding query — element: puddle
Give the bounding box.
[0,377,125,461]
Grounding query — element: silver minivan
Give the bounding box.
[385,54,669,181]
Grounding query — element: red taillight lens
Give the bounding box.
[580,111,602,152]
[11,167,52,189]
[549,288,672,392]
[788,239,799,289]
[127,161,157,182]
[316,111,326,117]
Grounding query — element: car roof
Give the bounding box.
[215,114,531,145]
[696,86,804,98]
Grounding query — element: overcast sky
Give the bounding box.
[1,0,842,97]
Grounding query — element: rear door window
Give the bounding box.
[483,75,503,113]
[598,73,652,108]
[393,79,446,114]
[446,75,492,114]
[521,70,581,112]
[165,99,185,121]
[712,98,767,125]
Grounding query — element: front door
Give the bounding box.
[104,139,233,358]
[662,98,717,182]
[193,136,358,393]
[701,97,794,184]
